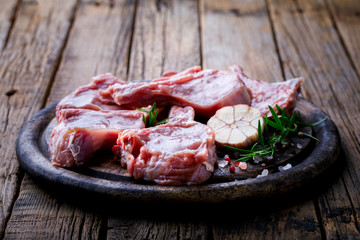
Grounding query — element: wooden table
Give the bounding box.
[1,0,359,239]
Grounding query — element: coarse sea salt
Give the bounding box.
[218,160,229,168]
[253,155,263,163]
[239,161,247,170]
[256,169,269,178]
[278,163,292,172]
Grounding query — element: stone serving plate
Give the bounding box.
[16,99,340,203]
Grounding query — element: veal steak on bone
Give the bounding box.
[113,106,217,185]
[99,66,251,118]
[229,65,304,116]
[50,109,145,167]
[56,73,128,119]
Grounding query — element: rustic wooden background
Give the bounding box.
[0,0,359,239]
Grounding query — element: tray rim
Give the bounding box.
[16,99,341,203]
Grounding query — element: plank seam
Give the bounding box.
[126,0,138,82]
[206,222,214,240]
[77,213,85,239]
[0,170,24,240]
[160,2,167,75]
[197,0,204,68]
[265,0,286,81]
[40,0,81,108]
[313,198,327,240]
[3,94,11,133]
[341,166,360,233]
[323,0,360,81]
[1,0,21,52]
[99,212,108,240]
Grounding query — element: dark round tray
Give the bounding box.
[16,99,340,203]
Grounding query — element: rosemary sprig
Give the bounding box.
[137,102,172,128]
[258,120,265,148]
[225,105,327,162]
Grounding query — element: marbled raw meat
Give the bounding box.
[229,65,304,116]
[56,73,128,118]
[99,66,251,118]
[113,106,216,185]
[50,109,145,167]
[167,105,195,123]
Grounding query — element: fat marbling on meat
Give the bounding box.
[168,105,195,122]
[99,66,251,118]
[229,65,304,116]
[113,106,216,185]
[50,109,145,167]
[55,73,128,118]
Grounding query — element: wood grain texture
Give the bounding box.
[107,0,206,238]
[268,0,360,238]
[5,0,136,238]
[127,0,201,81]
[0,0,19,53]
[201,0,322,239]
[212,201,321,240]
[47,0,136,105]
[3,175,103,239]
[0,0,78,237]
[108,215,207,240]
[201,0,282,81]
[327,0,360,77]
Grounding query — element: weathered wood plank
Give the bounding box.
[201,0,322,239]
[4,0,136,238]
[201,0,282,81]
[212,201,321,240]
[317,172,359,239]
[108,215,207,240]
[327,0,360,77]
[0,0,19,53]
[127,0,201,81]
[325,0,360,236]
[107,0,207,238]
[268,0,360,238]
[0,0,78,237]
[3,175,103,239]
[47,0,136,104]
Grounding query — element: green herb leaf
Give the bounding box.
[266,118,278,129]
[226,105,325,164]
[299,131,320,142]
[137,103,171,128]
[225,145,252,153]
[269,106,283,131]
[156,117,173,125]
[258,120,265,148]
[276,105,283,114]
[137,108,151,114]
[296,117,328,127]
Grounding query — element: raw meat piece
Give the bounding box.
[99,66,251,118]
[168,105,195,123]
[56,73,128,118]
[50,109,145,167]
[229,65,304,116]
[114,106,216,185]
